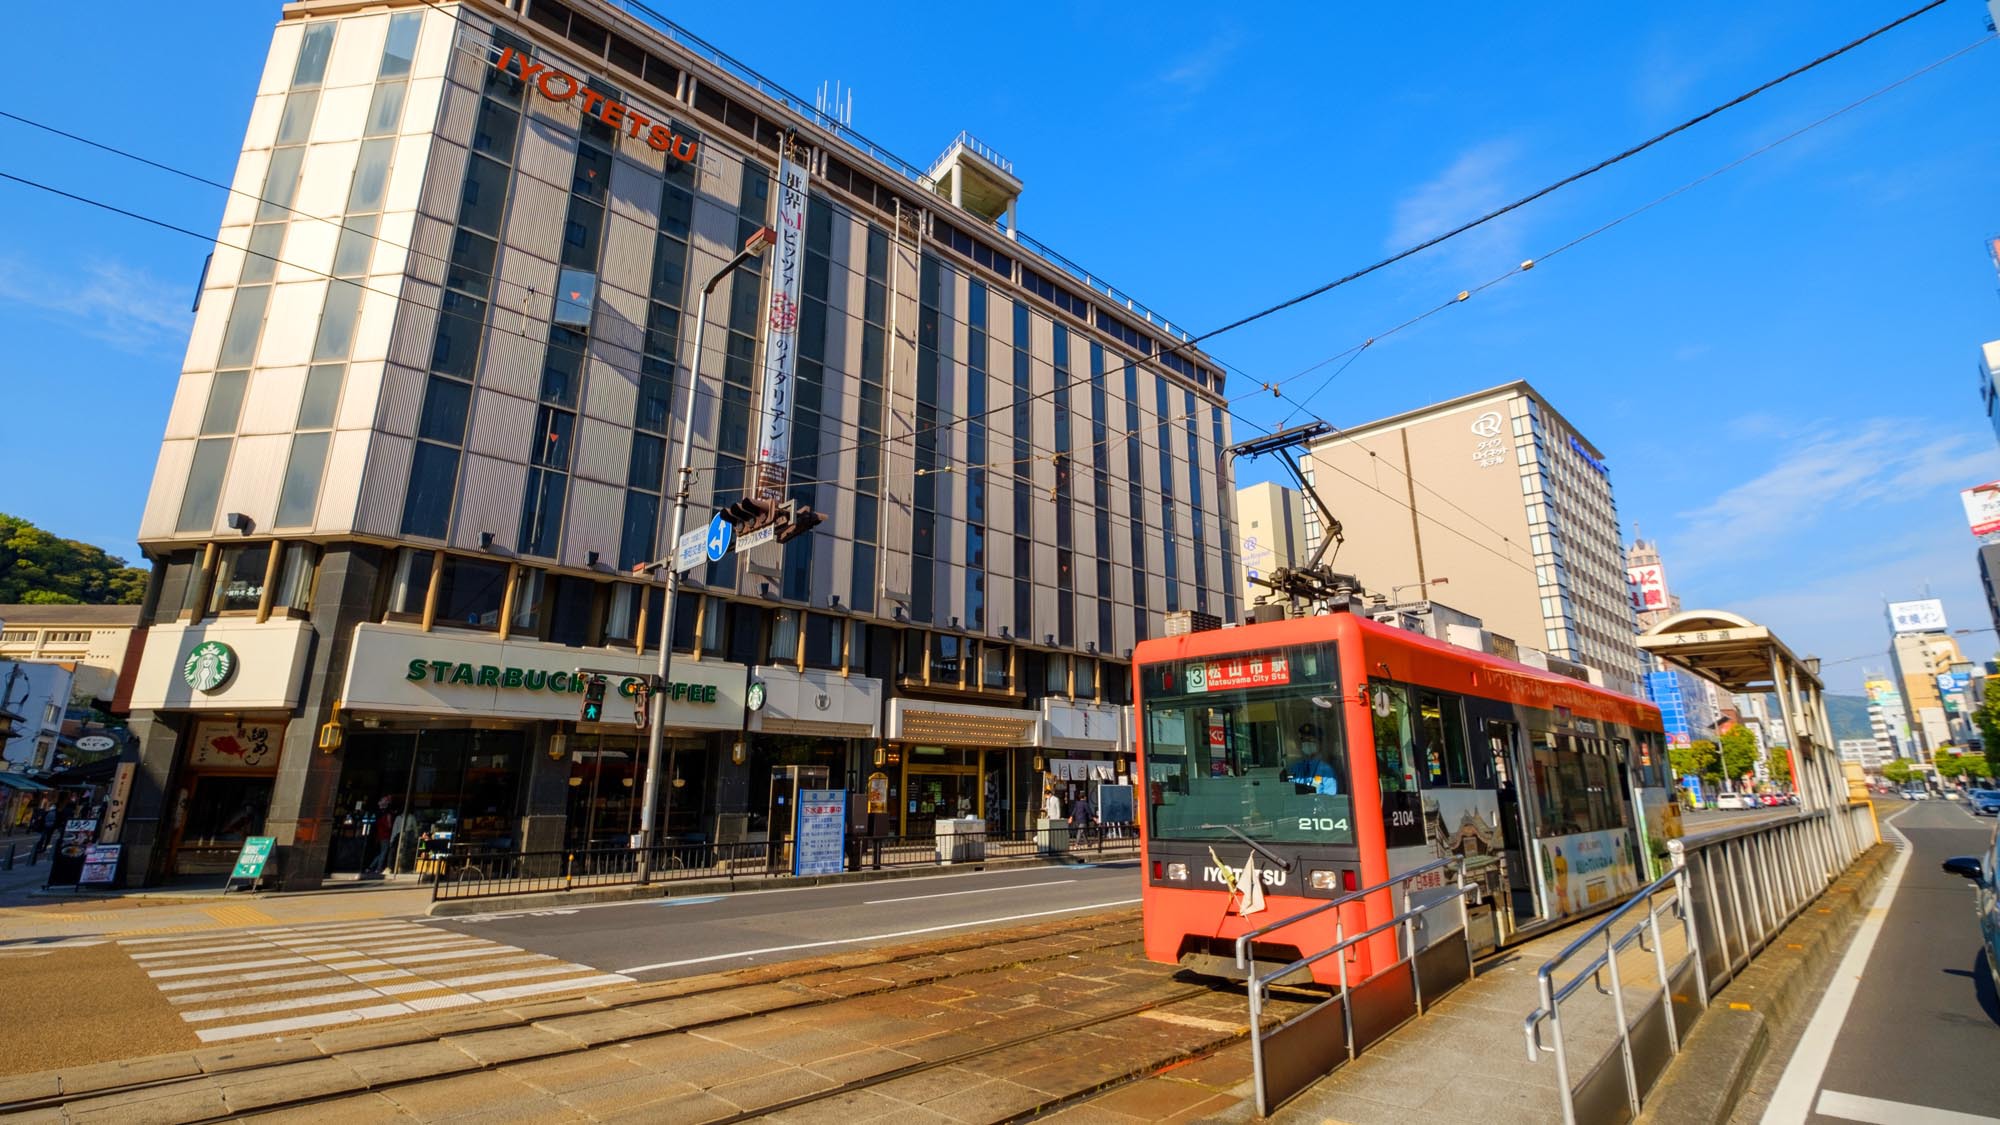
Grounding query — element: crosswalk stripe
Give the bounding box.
[157,966,342,991]
[181,988,392,1022]
[149,955,312,978]
[131,942,279,961]
[467,974,631,1002]
[193,1002,414,1043]
[434,963,594,989]
[170,976,389,1004]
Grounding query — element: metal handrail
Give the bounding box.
[1233,856,1456,970]
[1246,859,1475,1116]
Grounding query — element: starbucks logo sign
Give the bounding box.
[182,641,237,693]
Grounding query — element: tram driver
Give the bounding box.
[1283,723,1341,796]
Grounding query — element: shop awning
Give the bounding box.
[889,699,1039,748]
[0,773,52,792]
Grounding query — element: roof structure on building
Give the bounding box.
[0,604,142,626]
[1314,379,1609,460]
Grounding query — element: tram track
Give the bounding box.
[4,912,1145,1121]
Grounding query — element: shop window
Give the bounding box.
[725,602,760,665]
[547,576,597,647]
[931,633,962,685]
[434,554,508,630]
[275,543,318,612]
[1100,662,1130,705]
[899,630,925,680]
[671,590,698,652]
[150,552,197,624]
[511,567,545,633]
[390,548,434,617]
[766,609,801,665]
[846,620,869,671]
[208,543,273,615]
[1073,657,1097,701]
[1043,654,1069,697]
[699,595,726,655]
[603,582,636,643]
[982,644,1010,689]
[803,613,839,670]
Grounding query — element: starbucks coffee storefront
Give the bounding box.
[334,624,746,874]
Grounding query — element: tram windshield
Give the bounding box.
[1140,642,1354,845]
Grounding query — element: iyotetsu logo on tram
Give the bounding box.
[493,46,699,163]
[1201,863,1288,888]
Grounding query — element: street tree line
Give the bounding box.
[1668,726,1792,789]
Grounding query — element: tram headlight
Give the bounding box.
[1165,862,1189,881]
[1309,869,1342,891]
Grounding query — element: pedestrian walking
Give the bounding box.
[1069,792,1096,846]
[32,799,70,865]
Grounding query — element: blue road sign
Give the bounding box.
[705,513,733,562]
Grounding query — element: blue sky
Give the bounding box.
[2,1,1997,691]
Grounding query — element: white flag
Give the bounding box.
[1240,852,1266,916]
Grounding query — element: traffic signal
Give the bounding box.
[580,674,608,723]
[774,500,826,544]
[720,495,777,531]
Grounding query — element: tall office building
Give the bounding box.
[1887,602,1963,760]
[1302,381,1644,695]
[1233,481,1309,607]
[1863,674,1911,759]
[119,0,1235,885]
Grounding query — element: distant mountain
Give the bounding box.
[1826,694,1872,743]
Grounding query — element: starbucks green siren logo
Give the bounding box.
[183,640,237,693]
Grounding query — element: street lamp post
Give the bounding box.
[633,227,775,883]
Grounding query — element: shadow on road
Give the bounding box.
[1943,948,2000,1028]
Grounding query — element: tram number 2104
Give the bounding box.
[1299,817,1351,832]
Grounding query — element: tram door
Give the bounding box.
[1485,720,1541,928]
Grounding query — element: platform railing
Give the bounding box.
[1523,804,1878,1125]
[1240,858,1475,1115]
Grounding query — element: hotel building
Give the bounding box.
[1301,381,1645,696]
[121,0,1236,885]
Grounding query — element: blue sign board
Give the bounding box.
[705,513,733,562]
[793,789,847,877]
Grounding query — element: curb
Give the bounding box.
[424,848,1137,916]
[1636,842,1893,1125]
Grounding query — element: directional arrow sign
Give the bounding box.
[705,513,734,561]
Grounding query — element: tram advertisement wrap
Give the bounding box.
[1536,829,1642,914]
[1635,786,1675,879]
[1389,790,1504,946]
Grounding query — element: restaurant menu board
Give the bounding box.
[793,789,847,877]
[80,844,122,885]
[232,836,277,882]
[44,818,100,888]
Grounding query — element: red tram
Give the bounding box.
[1135,610,1669,985]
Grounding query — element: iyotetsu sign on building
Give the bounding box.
[492,47,699,162]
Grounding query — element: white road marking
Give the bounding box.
[1763,805,1916,1125]
[467,973,630,1002]
[864,879,1075,904]
[148,955,313,978]
[180,988,391,1022]
[1816,1089,2000,1125]
[193,1002,414,1043]
[119,920,627,1044]
[618,898,1143,974]
[157,966,341,991]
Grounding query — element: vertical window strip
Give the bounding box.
[1184,388,1209,613]
[399,33,529,539]
[1011,300,1032,640]
[704,155,771,588]
[851,225,889,614]
[1155,374,1180,612]
[963,280,988,630]
[1053,324,1073,649]
[781,197,834,601]
[620,125,699,572]
[909,253,942,623]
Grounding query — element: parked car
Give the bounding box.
[1941,818,2000,995]
[1968,790,2000,818]
[1760,793,1785,808]
[1716,792,1753,810]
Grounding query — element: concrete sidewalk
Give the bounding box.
[0,878,436,942]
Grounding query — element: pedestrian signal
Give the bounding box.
[580,673,608,723]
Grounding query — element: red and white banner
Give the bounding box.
[1627,563,1668,613]
[1961,480,2000,537]
[752,156,808,501]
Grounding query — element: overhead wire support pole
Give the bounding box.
[632,226,776,884]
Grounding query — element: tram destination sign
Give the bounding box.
[1186,656,1293,693]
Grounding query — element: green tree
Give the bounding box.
[1882,759,1914,785]
[1974,691,2000,775]
[1767,746,1792,787]
[0,514,146,605]
[1719,727,1761,782]
[1670,740,1718,782]
[1966,755,1994,781]
[1935,753,1968,781]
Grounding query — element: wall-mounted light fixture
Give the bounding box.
[587,550,601,568]
[225,512,253,535]
[731,739,747,766]
[873,745,886,767]
[547,732,568,761]
[479,531,495,550]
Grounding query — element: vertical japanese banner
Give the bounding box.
[753,155,810,502]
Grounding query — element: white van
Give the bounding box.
[1715,792,1753,811]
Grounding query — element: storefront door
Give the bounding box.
[328,729,525,874]
[904,763,981,837]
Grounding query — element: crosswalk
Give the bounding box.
[117,918,631,1043]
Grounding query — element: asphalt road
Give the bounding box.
[423,860,1144,978]
[1767,799,2000,1125]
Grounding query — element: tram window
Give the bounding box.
[1415,692,1473,788]
[1370,684,1418,793]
